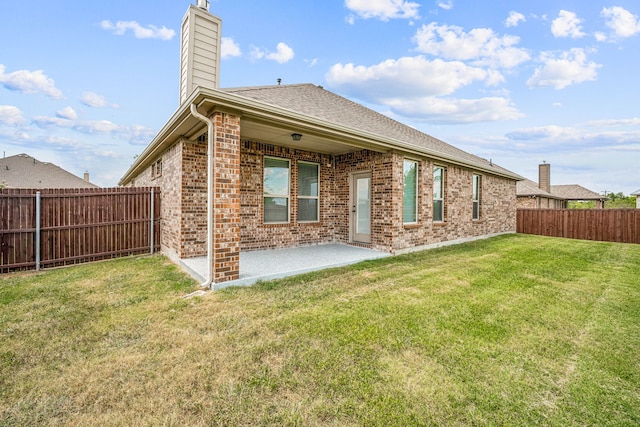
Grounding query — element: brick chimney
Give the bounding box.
[84,171,90,182]
[538,162,551,193]
[179,1,222,104]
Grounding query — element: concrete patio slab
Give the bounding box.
[179,244,390,290]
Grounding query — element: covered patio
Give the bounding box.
[179,244,390,290]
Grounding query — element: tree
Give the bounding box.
[605,191,635,208]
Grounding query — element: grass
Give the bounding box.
[1,234,639,426]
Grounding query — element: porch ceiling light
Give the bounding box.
[291,133,303,142]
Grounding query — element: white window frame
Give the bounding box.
[151,158,162,180]
[472,174,481,220]
[433,166,445,222]
[263,156,291,224]
[297,161,320,223]
[403,159,418,224]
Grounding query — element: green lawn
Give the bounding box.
[1,234,639,426]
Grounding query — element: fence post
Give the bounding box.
[150,188,154,254]
[35,191,41,271]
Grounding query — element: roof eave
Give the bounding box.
[119,87,524,185]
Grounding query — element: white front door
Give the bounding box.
[351,172,371,244]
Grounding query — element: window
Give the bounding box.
[433,166,445,222]
[298,162,320,222]
[472,174,481,220]
[403,160,418,223]
[263,157,290,223]
[151,158,162,179]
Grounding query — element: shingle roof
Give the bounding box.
[550,184,604,200]
[222,84,517,178]
[517,177,604,201]
[631,188,640,196]
[0,154,98,189]
[516,179,559,198]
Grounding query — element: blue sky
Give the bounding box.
[1,0,639,194]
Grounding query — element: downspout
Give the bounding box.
[190,103,215,289]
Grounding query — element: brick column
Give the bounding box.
[211,111,241,283]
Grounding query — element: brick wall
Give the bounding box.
[130,112,241,283]
[240,141,335,250]
[517,196,537,209]
[132,137,516,275]
[181,138,208,258]
[333,150,396,252]
[129,141,184,257]
[517,196,565,209]
[392,159,517,252]
[211,112,241,282]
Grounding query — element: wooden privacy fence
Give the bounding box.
[517,209,640,244]
[1,187,160,273]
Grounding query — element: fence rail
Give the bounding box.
[517,208,640,244]
[1,187,160,273]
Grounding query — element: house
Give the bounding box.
[632,189,640,208]
[516,163,605,209]
[119,1,523,286]
[0,153,98,189]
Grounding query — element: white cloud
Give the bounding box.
[113,124,157,145]
[81,92,118,108]
[56,106,77,120]
[413,23,530,69]
[100,20,175,40]
[327,56,490,99]
[250,46,264,61]
[73,120,120,134]
[551,10,586,38]
[506,125,581,142]
[0,105,26,126]
[601,6,640,40]
[345,0,420,21]
[505,11,526,28]
[33,115,154,145]
[326,55,523,123]
[594,32,607,42]
[437,1,453,11]
[505,124,640,150]
[585,117,640,127]
[527,48,600,89]
[305,58,319,67]
[0,127,29,143]
[39,135,94,150]
[251,42,295,63]
[0,64,63,98]
[267,43,295,63]
[385,96,524,123]
[221,37,242,58]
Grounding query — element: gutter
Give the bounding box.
[190,103,215,289]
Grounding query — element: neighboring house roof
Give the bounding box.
[516,179,604,201]
[632,189,640,196]
[120,84,523,185]
[516,179,564,199]
[550,184,605,201]
[0,154,98,189]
